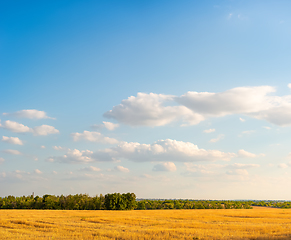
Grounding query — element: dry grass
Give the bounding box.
[0,208,291,239]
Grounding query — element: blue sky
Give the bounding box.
[1,0,291,199]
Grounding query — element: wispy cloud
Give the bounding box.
[71,131,118,144]
[204,128,215,133]
[238,130,255,137]
[209,134,224,143]
[3,149,22,155]
[114,166,130,173]
[3,109,55,120]
[237,149,265,158]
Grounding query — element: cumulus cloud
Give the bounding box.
[34,169,42,174]
[3,149,22,155]
[177,86,275,116]
[0,157,4,163]
[41,145,46,149]
[104,93,204,127]
[91,139,236,163]
[53,146,63,150]
[52,139,236,164]
[103,121,119,131]
[0,120,59,136]
[71,131,118,144]
[79,166,101,172]
[3,109,54,119]
[204,128,215,133]
[32,125,59,136]
[2,136,23,145]
[114,166,130,173]
[0,120,31,133]
[288,83,291,89]
[153,162,177,172]
[91,121,120,131]
[56,149,94,164]
[104,86,291,127]
[209,134,224,143]
[237,149,264,158]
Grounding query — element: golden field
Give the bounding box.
[0,208,291,239]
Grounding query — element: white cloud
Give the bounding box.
[71,131,118,144]
[3,149,22,155]
[3,109,54,119]
[0,120,59,136]
[105,86,291,127]
[2,136,23,145]
[288,83,291,89]
[176,86,275,117]
[32,125,59,136]
[204,128,215,133]
[0,157,4,163]
[104,92,204,127]
[0,120,31,133]
[91,121,120,131]
[278,163,288,169]
[53,146,63,150]
[237,149,264,158]
[79,166,101,172]
[209,134,224,143]
[57,149,93,164]
[103,121,119,131]
[41,145,46,149]
[153,162,177,172]
[114,166,130,173]
[91,139,236,163]
[53,139,236,164]
[52,171,57,175]
[239,117,246,122]
[34,169,42,174]
[263,126,271,130]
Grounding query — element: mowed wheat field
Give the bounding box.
[1,208,291,239]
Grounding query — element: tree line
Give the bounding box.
[2,193,291,210]
[252,201,291,209]
[0,193,262,210]
[0,193,136,210]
